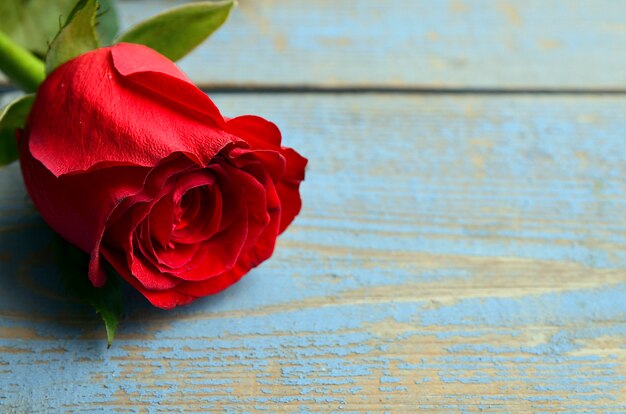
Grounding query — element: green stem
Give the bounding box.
[0,31,45,93]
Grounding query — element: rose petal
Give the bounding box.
[28,44,238,177]
[105,202,181,290]
[101,247,192,309]
[226,115,282,148]
[139,222,201,272]
[228,146,286,182]
[276,181,303,234]
[18,129,148,286]
[107,154,198,224]
[173,260,251,299]
[167,205,249,281]
[172,180,281,300]
[111,43,226,129]
[281,147,308,184]
[240,175,282,269]
[103,156,201,289]
[147,193,176,249]
[166,160,271,281]
[216,163,271,260]
[225,116,307,233]
[171,184,223,244]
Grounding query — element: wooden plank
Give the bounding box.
[114,0,626,89]
[1,93,626,412]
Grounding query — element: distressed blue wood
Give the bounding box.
[116,0,626,89]
[3,0,626,89]
[1,0,626,411]
[1,95,626,411]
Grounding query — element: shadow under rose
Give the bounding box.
[0,217,254,343]
[0,163,263,348]
[0,219,102,333]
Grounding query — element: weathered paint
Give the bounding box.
[115,0,626,89]
[1,95,625,411]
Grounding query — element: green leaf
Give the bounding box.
[0,95,34,166]
[0,0,119,58]
[55,238,124,348]
[45,0,100,74]
[96,0,119,46]
[117,0,234,62]
[0,0,78,58]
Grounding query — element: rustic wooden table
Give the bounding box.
[2,0,626,412]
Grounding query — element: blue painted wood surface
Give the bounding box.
[2,95,626,411]
[118,0,626,89]
[2,0,626,412]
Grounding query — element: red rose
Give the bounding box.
[17,43,306,309]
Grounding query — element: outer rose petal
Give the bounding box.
[17,129,148,286]
[101,247,194,309]
[28,43,238,177]
[110,44,225,127]
[225,115,282,148]
[226,116,307,232]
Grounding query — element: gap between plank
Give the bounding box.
[198,85,626,95]
[3,84,626,95]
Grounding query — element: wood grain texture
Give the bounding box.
[115,0,626,89]
[1,94,625,412]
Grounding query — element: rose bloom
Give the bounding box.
[18,43,306,309]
